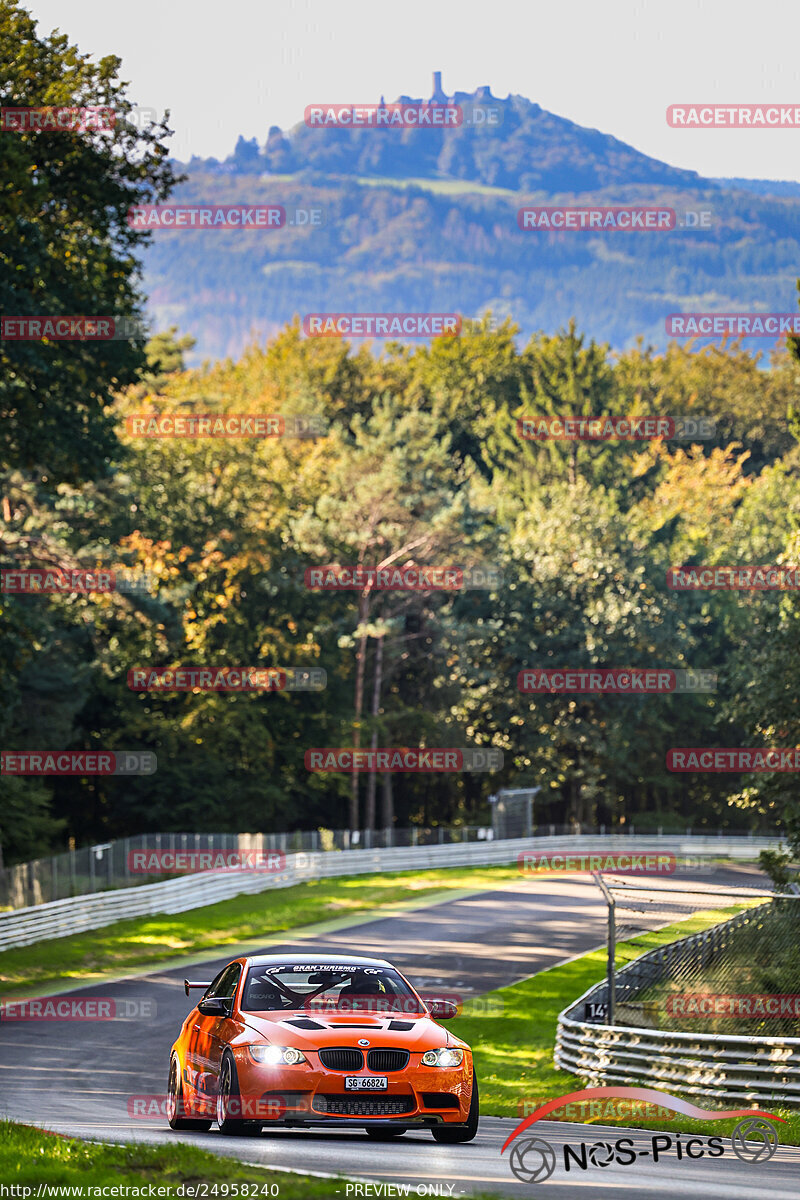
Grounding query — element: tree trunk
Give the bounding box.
[350,590,370,832]
[381,772,394,833]
[364,630,384,831]
[574,775,585,827]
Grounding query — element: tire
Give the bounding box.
[431,1072,479,1143]
[365,1127,407,1139]
[167,1055,212,1131]
[216,1050,260,1136]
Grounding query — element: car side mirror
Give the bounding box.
[197,996,230,1017]
[427,999,459,1020]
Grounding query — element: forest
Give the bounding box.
[4,314,800,861]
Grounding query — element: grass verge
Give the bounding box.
[0,1120,322,1192]
[0,1119,504,1196]
[0,865,522,998]
[449,902,800,1144]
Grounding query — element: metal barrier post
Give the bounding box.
[593,871,615,1026]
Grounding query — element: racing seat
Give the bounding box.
[335,973,388,1011]
[338,975,384,997]
[245,983,286,1010]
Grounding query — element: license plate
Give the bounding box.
[345,1076,388,1090]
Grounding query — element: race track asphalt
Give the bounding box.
[1,866,792,1198]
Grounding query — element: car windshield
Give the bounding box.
[241,962,424,1014]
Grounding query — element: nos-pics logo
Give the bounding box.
[502,1088,782,1183]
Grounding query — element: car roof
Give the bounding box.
[243,953,394,968]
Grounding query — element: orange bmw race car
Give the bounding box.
[167,953,478,1142]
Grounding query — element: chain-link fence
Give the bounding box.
[0,824,503,910]
[0,823,777,912]
[593,874,800,1037]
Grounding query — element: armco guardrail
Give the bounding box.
[0,821,772,910]
[0,834,781,952]
[555,900,800,1104]
[0,824,501,910]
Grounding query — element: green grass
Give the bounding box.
[0,1120,330,1192]
[219,167,519,197]
[1,1119,520,1195]
[449,902,800,1143]
[355,174,518,197]
[0,864,522,998]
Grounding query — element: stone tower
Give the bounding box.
[431,71,447,103]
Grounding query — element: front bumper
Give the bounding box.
[187,1051,472,1125]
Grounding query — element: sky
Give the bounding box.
[25,0,800,180]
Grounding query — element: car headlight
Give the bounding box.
[248,1045,307,1066]
[421,1047,464,1068]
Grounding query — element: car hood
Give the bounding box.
[239,1010,465,1050]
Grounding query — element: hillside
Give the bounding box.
[201,80,704,193]
[141,78,800,361]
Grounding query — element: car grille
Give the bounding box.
[420,1092,460,1109]
[318,1048,364,1071]
[366,1049,410,1072]
[316,1095,415,1116]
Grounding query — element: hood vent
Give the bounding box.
[387,1020,416,1030]
[328,1022,381,1028]
[283,1018,326,1030]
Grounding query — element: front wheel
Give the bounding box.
[431,1073,479,1143]
[167,1056,212,1131]
[217,1051,260,1136]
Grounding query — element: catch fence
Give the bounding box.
[556,878,800,1104]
